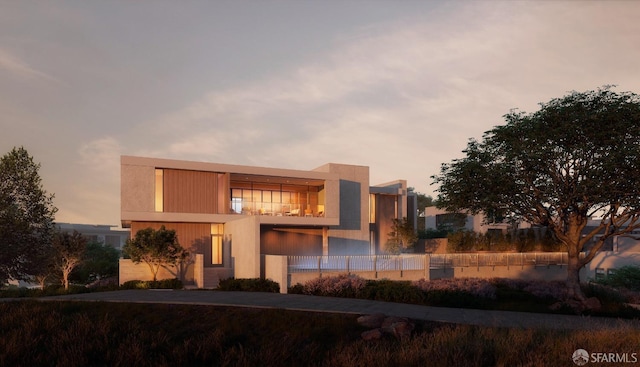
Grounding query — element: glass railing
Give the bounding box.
[230,201,324,217]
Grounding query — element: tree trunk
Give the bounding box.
[63,271,69,290]
[565,254,586,302]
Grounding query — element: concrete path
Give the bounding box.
[40,290,639,331]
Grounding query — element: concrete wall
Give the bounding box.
[264,255,288,293]
[315,163,371,255]
[226,215,261,278]
[430,265,567,281]
[273,252,640,293]
[581,251,640,280]
[119,259,179,284]
[121,160,155,214]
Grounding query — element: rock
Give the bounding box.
[381,316,414,339]
[357,313,386,329]
[361,328,383,341]
[549,301,564,311]
[584,297,602,311]
[390,321,415,339]
[381,316,409,333]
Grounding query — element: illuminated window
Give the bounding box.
[369,194,376,223]
[211,224,223,265]
[155,169,163,212]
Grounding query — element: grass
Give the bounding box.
[1,300,638,367]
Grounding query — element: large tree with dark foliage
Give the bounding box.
[0,147,57,284]
[123,226,188,282]
[432,87,640,304]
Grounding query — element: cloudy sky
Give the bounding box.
[2,1,640,226]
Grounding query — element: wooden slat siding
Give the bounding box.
[131,222,211,254]
[260,227,322,255]
[217,173,230,214]
[163,169,219,214]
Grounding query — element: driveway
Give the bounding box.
[37,289,639,330]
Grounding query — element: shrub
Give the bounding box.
[360,279,425,304]
[595,265,640,291]
[217,278,279,293]
[298,274,366,297]
[414,278,497,299]
[492,278,567,301]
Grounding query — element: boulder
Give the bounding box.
[357,313,386,329]
[361,328,383,341]
[584,297,602,312]
[381,316,414,339]
[389,321,415,339]
[381,316,409,333]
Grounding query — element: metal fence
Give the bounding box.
[287,252,569,273]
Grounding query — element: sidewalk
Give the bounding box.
[42,290,639,330]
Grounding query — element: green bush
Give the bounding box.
[217,278,279,293]
[359,279,425,304]
[288,283,305,294]
[595,265,640,291]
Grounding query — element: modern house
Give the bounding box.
[120,156,416,287]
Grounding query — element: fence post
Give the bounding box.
[347,255,350,275]
[374,255,377,278]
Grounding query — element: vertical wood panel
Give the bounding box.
[163,169,220,213]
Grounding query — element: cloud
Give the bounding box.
[0,48,59,83]
[78,137,122,173]
[130,1,640,195]
[53,137,123,224]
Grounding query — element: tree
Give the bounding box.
[408,188,435,232]
[122,226,188,282]
[53,230,87,290]
[432,87,640,305]
[0,147,57,284]
[71,241,120,284]
[385,217,418,254]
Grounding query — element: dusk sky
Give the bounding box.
[2,1,640,226]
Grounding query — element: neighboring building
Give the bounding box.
[56,223,129,250]
[426,207,640,253]
[120,156,414,287]
[424,207,521,235]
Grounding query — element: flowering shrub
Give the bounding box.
[301,274,367,297]
[413,278,497,299]
[492,278,567,301]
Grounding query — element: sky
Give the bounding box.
[2,1,640,226]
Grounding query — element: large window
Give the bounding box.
[155,169,163,212]
[230,182,322,216]
[211,224,223,265]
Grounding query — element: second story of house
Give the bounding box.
[121,156,352,228]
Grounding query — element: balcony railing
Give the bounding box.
[231,201,324,217]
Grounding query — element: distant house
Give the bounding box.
[426,207,640,253]
[120,156,416,287]
[424,207,528,235]
[56,223,129,250]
